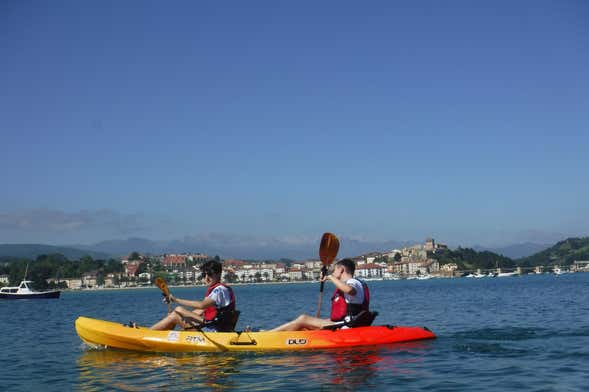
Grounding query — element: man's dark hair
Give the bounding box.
[200,260,222,277]
[336,258,356,274]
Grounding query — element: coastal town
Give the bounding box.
[3,238,585,290]
[48,238,447,289]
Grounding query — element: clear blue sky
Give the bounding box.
[1,1,588,248]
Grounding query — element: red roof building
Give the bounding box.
[224,259,247,268]
[125,263,140,276]
[163,254,188,267]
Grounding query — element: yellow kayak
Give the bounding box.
[75,316,436,353]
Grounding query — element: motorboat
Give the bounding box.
[496,271,518,277]
[0,280,61,299]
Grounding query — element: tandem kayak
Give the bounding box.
[75,316,436,353]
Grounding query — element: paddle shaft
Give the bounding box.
[155,278,172,314]
[316,265,328,317]
[200,330,229,352]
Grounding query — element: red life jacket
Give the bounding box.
[330,279,370,322]
[203,282,235,322]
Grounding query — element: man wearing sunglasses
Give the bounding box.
[151,260,238,332]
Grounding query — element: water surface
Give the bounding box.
[1,273,587,391]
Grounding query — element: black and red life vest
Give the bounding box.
[330,279,370,322]
[203,282,236,322]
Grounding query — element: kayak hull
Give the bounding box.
[75,316,436,353]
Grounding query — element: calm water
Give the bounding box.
[1,273,588,391]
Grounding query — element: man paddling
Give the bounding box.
[150,260,238,332]
[271,258,370,331]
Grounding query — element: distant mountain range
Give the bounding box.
[517,237,589,266]
[0,236,555,260]
[0,244,110,260]
[72,236,414,260]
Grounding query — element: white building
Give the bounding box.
[355,263,384,279]
[288,268,303,280]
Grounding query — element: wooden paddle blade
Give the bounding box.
[154,277,170,297]
[319,232,339,266]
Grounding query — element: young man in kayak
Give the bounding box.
[150,260,237,332]
[271,258,370,331]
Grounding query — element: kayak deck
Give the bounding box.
[75,316,436,353]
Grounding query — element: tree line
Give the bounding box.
[430,237,589,270]
[0,254,124,289]
[517,237,589,267]
[430,247,516,270]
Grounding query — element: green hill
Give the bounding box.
[0,244,111,261]
[430,247,515,270]
[516,237,589,267]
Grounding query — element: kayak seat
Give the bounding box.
[221,309,240,332]
[202,309,241,332]
[183,310,241,332]
[350,310,378,327]
[321,310,379,330]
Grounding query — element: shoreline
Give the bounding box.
[56,270,588,292]
[60,279,318,292]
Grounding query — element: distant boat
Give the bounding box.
[0,264,60,299]
[553,267,571,275]
[497,272,518,277]
[0,280,61,299]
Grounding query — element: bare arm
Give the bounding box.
[324,275,356,295]
[170,295,216,310]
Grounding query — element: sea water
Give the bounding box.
[0,273,587,391]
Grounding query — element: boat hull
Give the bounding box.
[0,290,61,299]
[75,316,436,353]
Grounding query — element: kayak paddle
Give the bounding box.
[154,277,172,314]
[316,232,339,317]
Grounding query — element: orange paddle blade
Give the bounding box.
[154,277,170,297]
[319,232,339,266]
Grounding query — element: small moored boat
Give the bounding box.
[0,280,61,300]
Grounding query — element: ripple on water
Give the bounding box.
[3,274,589,391]
[451,327,546,341]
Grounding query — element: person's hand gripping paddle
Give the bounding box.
[316,232,340,317]
[155,277,172,314]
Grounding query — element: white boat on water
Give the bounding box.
[0,280,61,299]
[553,267,572,275]
[553,267,562,275]
[0,264,60,299]
[497,272,518,277]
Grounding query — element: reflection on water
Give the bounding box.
[78,349,243,391]
[77,341,435,391]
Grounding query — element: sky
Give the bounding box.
[1,1,588,251]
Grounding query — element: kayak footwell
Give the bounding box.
[75,316,436,353]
